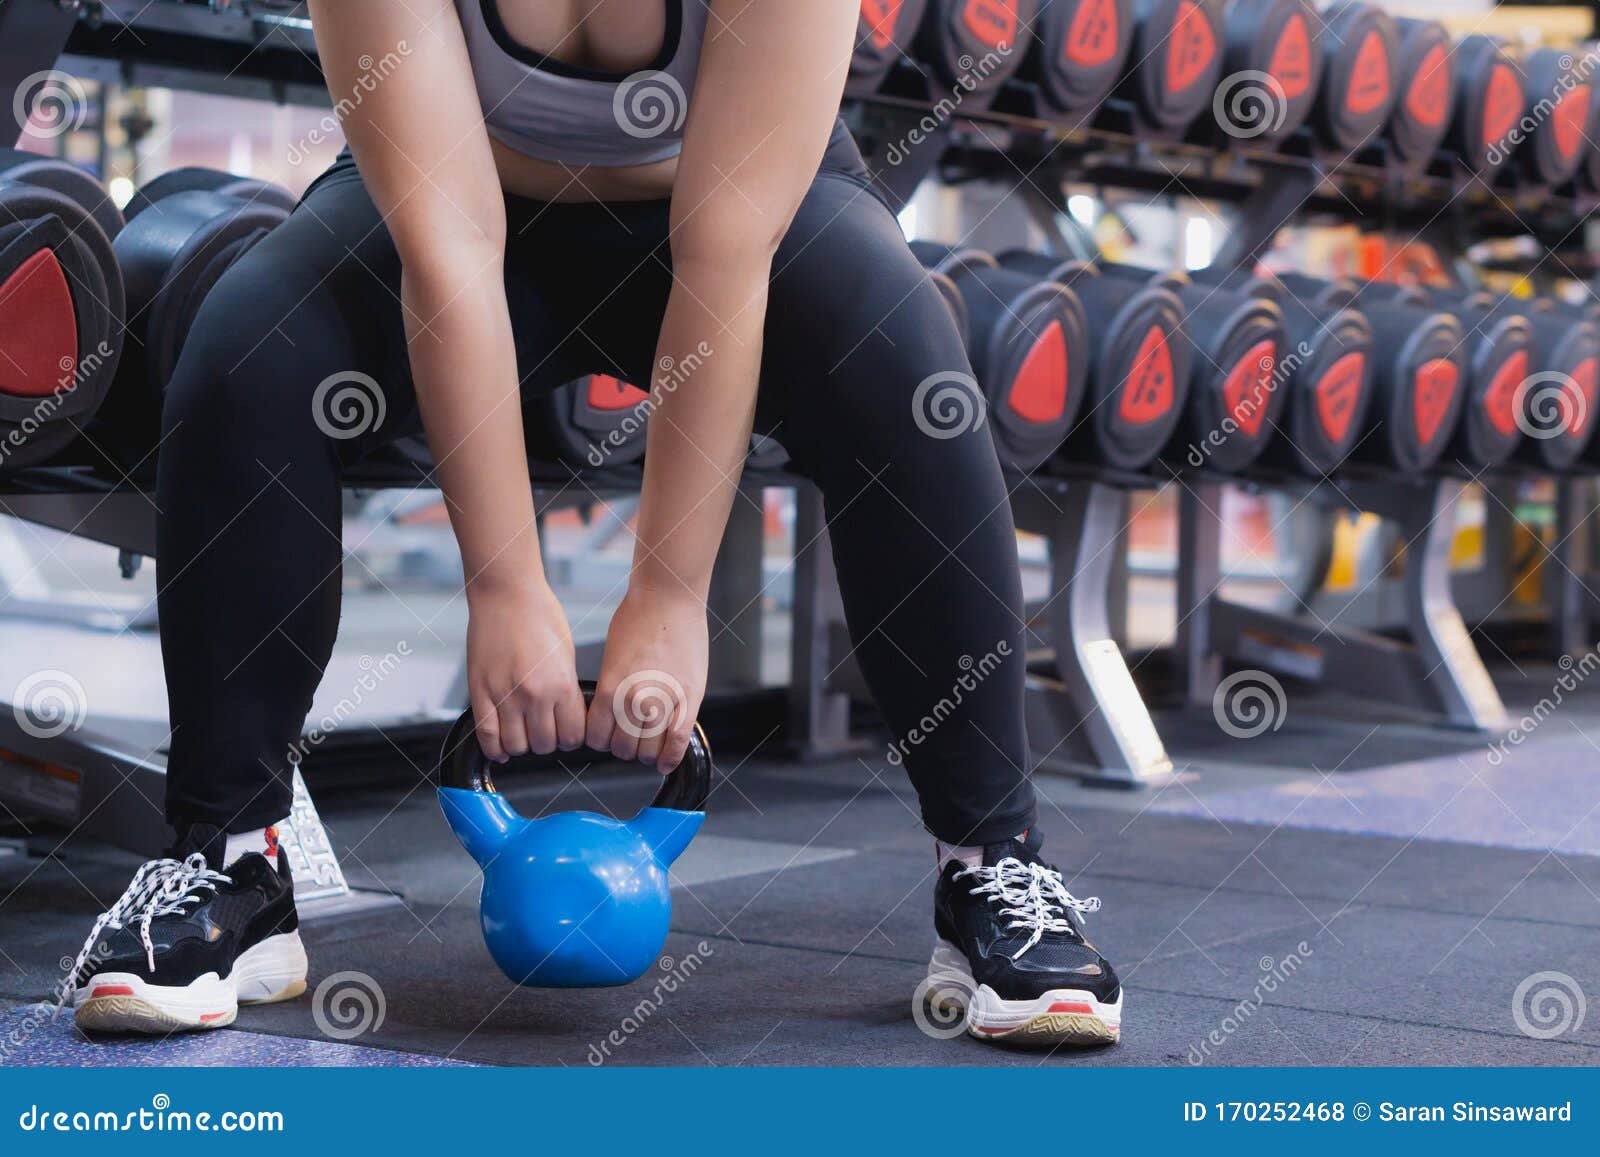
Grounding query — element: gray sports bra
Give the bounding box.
[456,1,708,167]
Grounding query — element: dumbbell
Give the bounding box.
[915,0,1040,99]
[525,373,652,469]
[848,0,931,95]
[100,170,293,460]
[1213,270,1373,478]
[1497,297,1600,472]
[1511,48,1594,188]
[1213,0,1320,148]
[1279,276,1465,474]
[1118,0,1225,136]
[913,242,1089,473]
[1386,18,1455,167]
[1001,252,1190,470]
[1580,77,1600,195]
[1311,0,1399,155]
[1421,288,1532,471]
[0,151,126,474]
[1449,37,1526,178]
[124,167,298,221]
[1019,0,1135,126]
[1156,270,1287,472]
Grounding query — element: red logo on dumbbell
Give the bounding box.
[1344,30,1391,117]
[1412,357,1460,446]
[1405,43,1451,130]
[1314,352,1365,444]
[1268,14,1312,102]
[1119,326,1175,425]
[1483,349,1528,438]
[861,0,904,52]
[1166,1,1216,95]
[1064,0,1121,69]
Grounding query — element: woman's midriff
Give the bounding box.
[490,136,679,202]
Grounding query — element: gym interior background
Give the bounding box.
[2,0,1600,1068]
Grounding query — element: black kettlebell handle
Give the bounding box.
[437,680,713,813]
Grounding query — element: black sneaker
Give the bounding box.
[59,824,307,1034]
[929,830,1121,1045]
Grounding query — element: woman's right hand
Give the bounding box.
[465,580,587,763]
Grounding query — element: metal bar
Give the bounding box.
[1018,483,1173,786]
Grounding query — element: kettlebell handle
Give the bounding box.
[437,680,713,812]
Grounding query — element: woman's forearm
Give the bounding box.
[631,255,768,604]
[401,241,545,598]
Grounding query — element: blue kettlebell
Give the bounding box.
[436,685,711,988]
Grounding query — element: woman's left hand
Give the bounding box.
[588,586,709,774]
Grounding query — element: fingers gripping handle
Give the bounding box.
[437,681,713,812]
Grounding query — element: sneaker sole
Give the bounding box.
[235,931,309,1005]
[74,932,308,1035]
[927,938,1122,1048]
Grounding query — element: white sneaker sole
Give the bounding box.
[927,938,1122,1047]
[74,931,308,1035]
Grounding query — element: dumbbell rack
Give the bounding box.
[1175,471,1509,733]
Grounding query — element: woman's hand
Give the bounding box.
[466,580,587,763]
[588,587,708,774]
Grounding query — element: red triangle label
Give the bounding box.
[1268,14,1312,101]
[1065,0,1121,69]
[1554,85,1590,160]
[963,0,1019,51]
[1483,64,1523,149]
[1119,326,1175,425]
[1166,1,1217,95]
[1570,357,1599,438]
[1483,349,1528,438]
[1223,340,1277,437]
[1315,352,1365,444]
[0,248,77,399]
[586,373,649,412]
[1412,357,1460,446]
[1345,29,1391,117]
[862,0,904,52]
[1405,42,1450,129]
[1007,320,1070,424]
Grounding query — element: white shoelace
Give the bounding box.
[956,856,1102,960]
[55,854,232,1011]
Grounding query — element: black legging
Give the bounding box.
[157,121,1035,846]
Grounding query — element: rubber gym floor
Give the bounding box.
[4,654,1599,1068]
